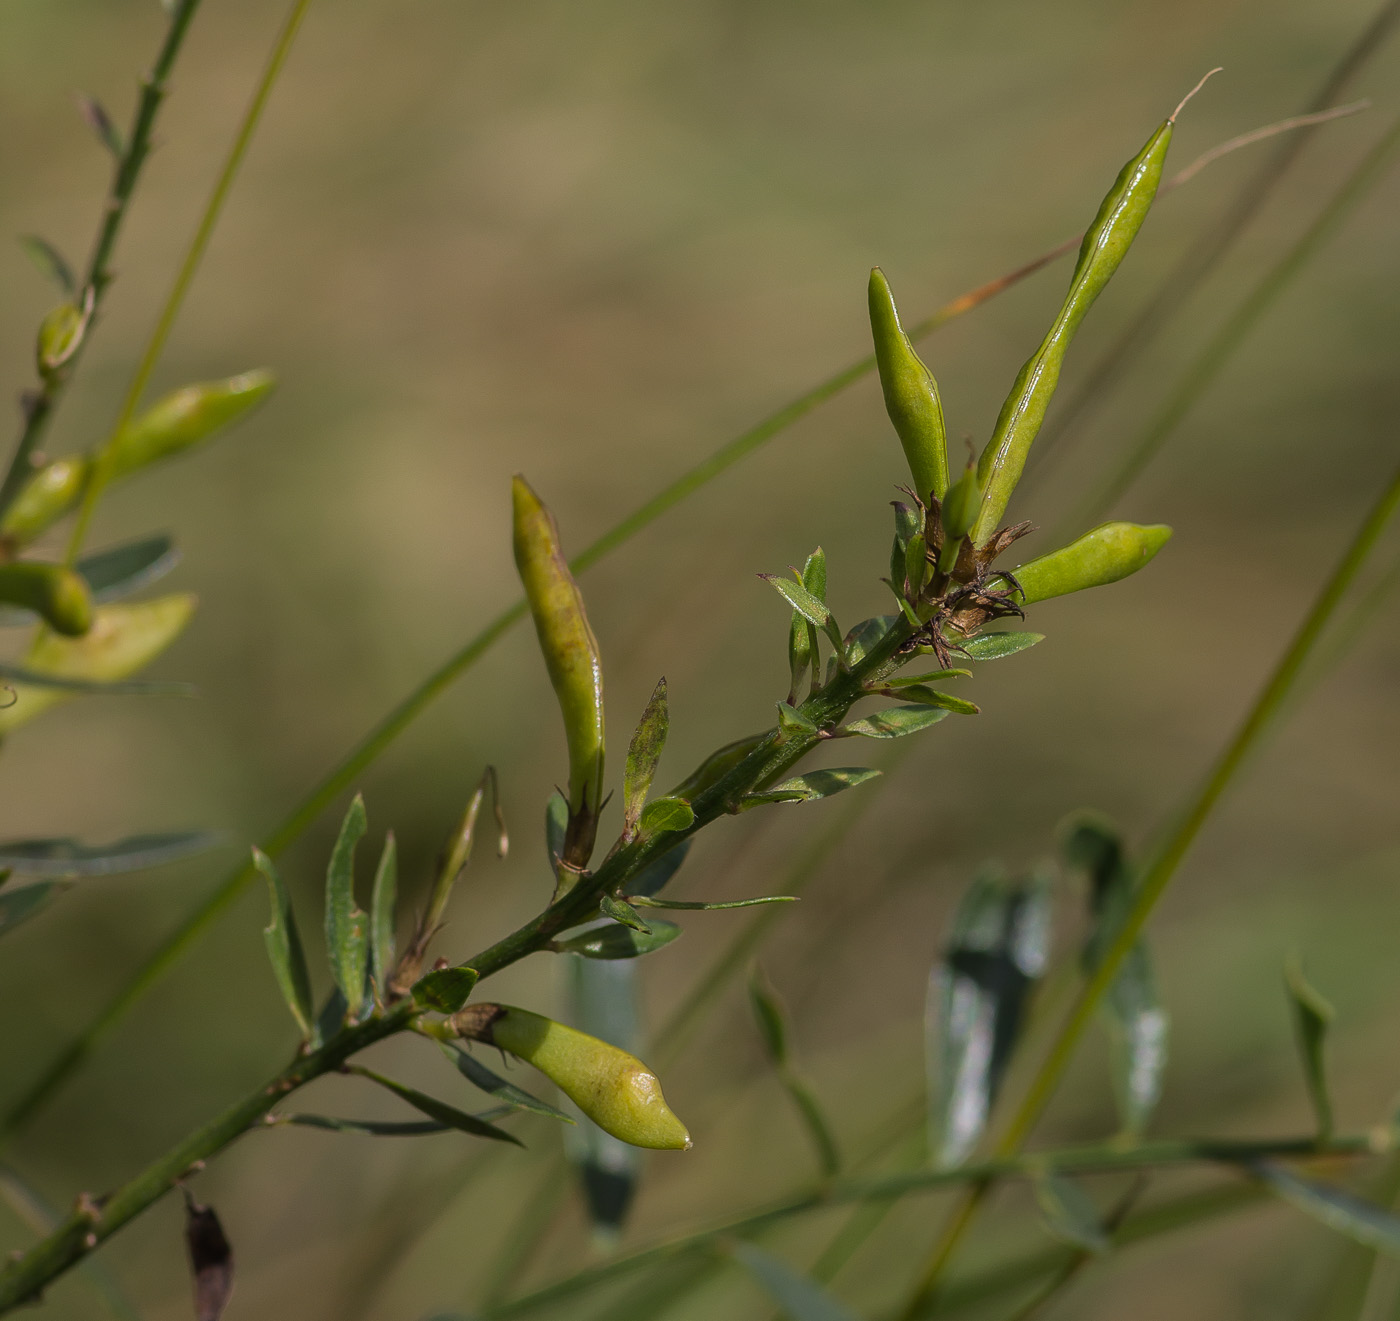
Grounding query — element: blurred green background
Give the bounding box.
[2,0,1399,1316]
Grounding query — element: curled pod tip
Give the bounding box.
[868,268,950,503]
[457,1004,691,1151]
[0,561,93,636]
[1006,522,1172,605]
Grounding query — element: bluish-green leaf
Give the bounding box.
[1254,1162,1400,1258]
[353,1067,522,1146]
[0,831,219,877]
[638,796,694,835]
[446,1045,575,1123]
[556,919,681,959]
[730,1242,860,1321]
[623,678,669,836]
[545,791,568,869]
[893,685,979,715]
[1285,958,1335,1139]
[252,849,315,1040]
[324,794,369,1018]
[599,894,651,933]
[1033,1169,1110,1253]
[929,869,1052,1167]
[838,706,949,740]
[370,832,398,990]
[960,631,1044,661]
[412,965,479,1014]
[0,535,179,626]
[0,880,65,939]
[629,837,692,899]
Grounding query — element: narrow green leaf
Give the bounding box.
[777,702,818,735]
[893,685,980,715]
[638,796,694,836]
[787,608,813,704]
[960,631,1045,661]
[837,706,949,739]
[18,235,75,295]
[730,1241,860,1321]
[74,94,123,156]
[324,794,369,1018]
[886,668,971,686]
[0,662,193,696]
[412,965,479,1014]
[1285,958,1335,1138]
[352,1067,523,1146]
[623,678,669,836]
[0,881,65,939]
[1253,1161,1400,1258]
[282,1114,449,1137]
[313,988,347,1049]
[252,849,315,1040]
[764,768,882,802]
[369,832,397,990]
[0,831,218,877]
[748,968,789,1065]
[1033,1169,1111,1254]
[905,532,928,597]
[630,894,796,911]
[762,574,830,629]
[599,894,651,933]
[556,919,681,959]
[446,1045,575,1123]
[801,547,828,602]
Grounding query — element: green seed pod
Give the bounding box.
[869,268,950,503]
[972,120,1174,546]
[1004,522,1172,605]
[35,303,87,378]
[109,369,276,479]
[0,457,89,545]
[512,476,605,867]
[0,593,196,734]
[0,561,93,636]
[456,1004,691,1150]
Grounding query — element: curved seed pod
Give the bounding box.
[109,369,275,479]
[35,302,87,377]
[0,594,196,735]
[869,268,949,503]
[666,731,768,803]
[454,1004,691,1150]
[971,119,1174,545]
[0,562,93,636]
[512,477,605,868]
[1003,522,1171,605]
[1,457,89,545]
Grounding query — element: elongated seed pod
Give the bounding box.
[1001,522,1171,604]
[109,370,276,479]
[869,268,950,502]
[971,120,1173,546]
[0,561,92,636]
[512,476,605,866]
[0,457,89,545]
[456,1004,691,1150]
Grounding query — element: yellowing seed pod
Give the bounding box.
[512,476,605,868]
[1003,522,1172,604]
[0,457,89,545]
[0,561,93,636]
[454,1004,691,1151]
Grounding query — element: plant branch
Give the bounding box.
[0,0,204,523]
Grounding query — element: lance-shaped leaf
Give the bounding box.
[730,1241,860,1321]
[843,614,898,666]
[556,919,681,959]
[743,767,882,808]
[928,869,1052,1167]
[1285,958,1335,1138]
[19,235,75,295]
[564,953,642,1240]
[1033,1169,1111,1254]
[0,594,196,734]
[252,849,314,1040]
[370,832,397,990]
[351,1067,522,1146]
[0,535,179,626]
[1253,1162,1400,1258]
[761,572,843,657]
[1064,814,1169,1137]
[887,668,971,686]
[960,631,1044,661]
[182,1193,234,1321]
[0,661,192,696]
[777,702,818,736]
[638,796,694,836]
[630,893,795,910]
[0,831,218,877]
[324,795,369,1018]
[599,893,650,933]
[623,678,669,838]
[891,685,979,715]
[837,707,949,740]
[282,1114,449,1137]
[413,966,479,1014]
[0,880,66,939]
[445,1045,575,1123]
[75,94,123,156]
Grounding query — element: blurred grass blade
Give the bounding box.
[323,794,369,1018]
[1032,1170,1110,1254]
[252,849,314,1040]
[369,831,397,991]
[1253,1162,1400,1257]
[729,1242,860,1321]
[0,832,218,877]
[18,236,76,295]
[1285,959,1335,1139]
[0,662,192,696]
[445,1045,574,1123]
[350,1067,522,1146]
[929,870,1053,1167]
[623,678,668,838]
[0,882,66,940]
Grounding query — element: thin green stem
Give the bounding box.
[63,0,316,563]
[0,0,204,522]
[896,457,1400,1317]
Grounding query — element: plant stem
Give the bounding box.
[896,456,1400,1317]
[0,0,205,523]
